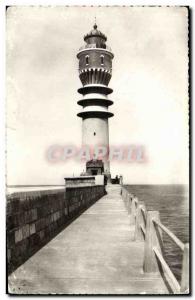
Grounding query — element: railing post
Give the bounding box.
[130,197,138,225]
[180,243,189,293]
[129,194,133,215]
[123,189,127,208]
[122,189,133,215]
[122,187,125,200]
[134,202,146,241]
[143,211,162,273]
[127,193,132,215]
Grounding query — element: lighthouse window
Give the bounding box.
[100,55,104,65]
[94,132,96,136]
[85,55,89,65]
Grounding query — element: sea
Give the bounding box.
[125,184,189,283]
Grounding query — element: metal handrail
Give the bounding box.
[140,224,146,236]
[153,247,181,293]
[153,219,185,251]
[121,187,189,294]
[140,207,147,225]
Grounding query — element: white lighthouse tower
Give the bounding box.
[77,23,114,182]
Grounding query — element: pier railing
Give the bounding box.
[121,187,189,294]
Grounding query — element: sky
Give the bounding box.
[6,6,189,185]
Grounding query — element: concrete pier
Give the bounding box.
[8,185,168,294]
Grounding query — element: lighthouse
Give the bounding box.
[77,23,114,182]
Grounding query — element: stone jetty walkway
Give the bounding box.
[9,185,168,294]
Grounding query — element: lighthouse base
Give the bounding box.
[104,172,111,184]
[84,159,111,185]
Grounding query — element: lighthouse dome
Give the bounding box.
[84,24,107,42]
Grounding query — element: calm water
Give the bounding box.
[125,185,189,283]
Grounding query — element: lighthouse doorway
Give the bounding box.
[91,170,98,175]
